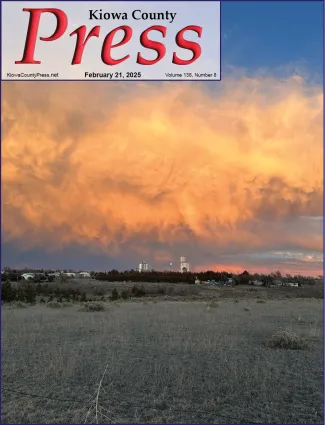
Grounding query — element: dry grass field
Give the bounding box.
[2,296,323,424]
[15,278,322,301]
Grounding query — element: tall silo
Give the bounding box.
[180,256,190,273]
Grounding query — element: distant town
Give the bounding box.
[1,255,322,287]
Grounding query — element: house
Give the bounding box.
[48,272,60,280]
[79,272,91,279]
[252,280,263,286]
[63,272,77,278]
[21,273,34,280]
[287,282,299,287]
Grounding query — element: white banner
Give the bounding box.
[1,1,221,81]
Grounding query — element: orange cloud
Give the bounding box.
[2,75,323,273]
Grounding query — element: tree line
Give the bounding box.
[93,270,234,283]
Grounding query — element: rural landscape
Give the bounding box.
[2,1,323,424]
[2,269,324,423]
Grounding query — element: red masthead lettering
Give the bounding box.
[137,25,167,65]
[101,26,132,65]
[173,25,202,65]
[70,26,101,65]
[15,8,68,64]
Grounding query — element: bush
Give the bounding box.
[121,290,129,300]
[17,291,27,302]
[36,283,43,295]
[266,330,308,350]
[158,285,166,295]
[206,300,219,308]
[64,293,71,301]
[94,287,105,296]
[131,285,146,298]
[2,281,17,302]
[24,284,36,303]
[110,288,120,301]
[9,301,28,308]
[39,297,46,304]
[47,301,64,308]
[82,301,105,312]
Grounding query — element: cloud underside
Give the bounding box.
[2,75,323,274]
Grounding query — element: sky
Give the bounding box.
[2,1,324,276]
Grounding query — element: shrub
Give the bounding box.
[266,330,308,350]
[39,297,46,304]
[121,290,129,300]
[17,291,27,302]
[94,287,105,296]
[36,283,43,295]
[2,281,17,302]
[257,299,266,303]
[131,285,146,298]
[47,301,63,308]
[24,284,36,303]
[9,301,28,308]
[110,288,120,301]
[157,286,166,295]
[64,293,71,301]
[82,301,105,312]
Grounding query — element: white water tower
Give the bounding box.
[180,256,190,273]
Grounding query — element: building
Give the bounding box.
[79,272,91,278]
[180,256,190,273]
[63,272,77,278]
[138,260,152,272]
[21,273,35,280]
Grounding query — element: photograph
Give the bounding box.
[1,1,323,424]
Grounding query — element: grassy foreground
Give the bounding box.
[2,298,323,424]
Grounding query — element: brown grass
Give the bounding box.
[2,299,323,424]
[266,329,309,350]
